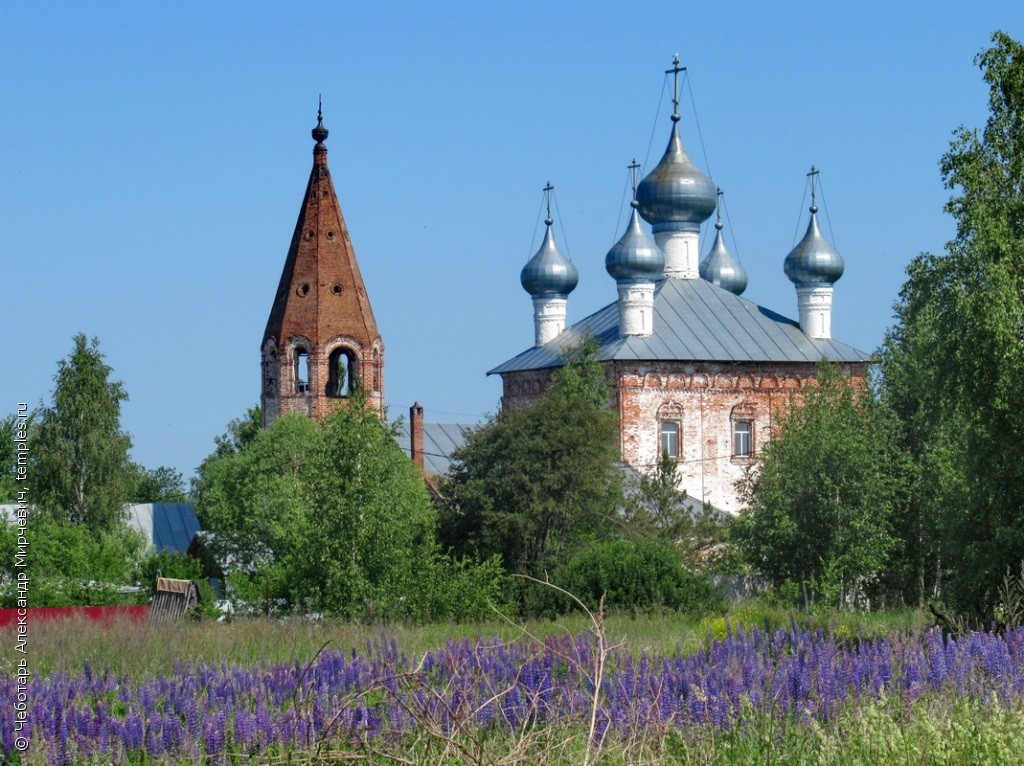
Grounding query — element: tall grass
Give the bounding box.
[11,602,929,680]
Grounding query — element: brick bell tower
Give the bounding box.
[261,106,384,426]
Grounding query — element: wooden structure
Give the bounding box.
[148,577,199,624]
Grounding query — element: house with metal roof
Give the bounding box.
[0,502,201,554]
[490,58,869,514]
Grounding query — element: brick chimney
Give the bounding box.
[410,402,425,470]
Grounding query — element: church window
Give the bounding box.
[295,349,310,393]
[372,348,380,392]
[733,421,752,457]
[660,421,680,460]
[327,348,359,398]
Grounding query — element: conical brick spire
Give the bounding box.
[261,106,384,424]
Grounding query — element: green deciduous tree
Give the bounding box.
[0,413,27,504]
[733,364,906,607]
[879,31,1024,614]
[29,334,133,532]
[129,464,189,503]
[0,514,146,607]
[196,402,468,619]
[439,340,622,580]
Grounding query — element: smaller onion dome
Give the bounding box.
[699,190,747,295]
[636,122,717,231]
[606,201,665,282]
[521,184,579,297]
[784,168,845,286]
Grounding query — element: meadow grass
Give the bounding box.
[13,601,928,679]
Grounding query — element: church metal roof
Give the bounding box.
[489,277,870,375]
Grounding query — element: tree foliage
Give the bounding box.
[621,454,731,572]
[0,513,146,607]
[554,539,723,616]
[733,363,905,606]
[439,340,622,580]
[129,464,189,503]
[0,413,26,504]
[879,31,1024,613]
[196,403,467,619]
[29,334,133,532]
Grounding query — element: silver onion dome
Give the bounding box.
[784,204,844,286]
[606,203,665,281]
[520,223,579,297]
[636,122,717,231]
[700,217,747,295]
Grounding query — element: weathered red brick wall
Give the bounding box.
[500,361,867,513]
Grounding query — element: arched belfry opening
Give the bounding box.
[261,106,384,426]
[327,348,359,398]
[294,347,311,393]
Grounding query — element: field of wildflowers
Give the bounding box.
[4,620,1024,765]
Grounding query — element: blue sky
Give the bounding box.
[2,2,1021,478]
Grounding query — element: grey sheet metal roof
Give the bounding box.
[489,277,870,375]
[392,421,476,476]
[126,503,201,553]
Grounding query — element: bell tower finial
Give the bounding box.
[543,181,554,226]
[312,96,329,145]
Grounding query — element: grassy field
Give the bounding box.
[17,602,931,679]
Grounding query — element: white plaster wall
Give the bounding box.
[532,296,568,347]
[617,282,655,337]
[655,230,699,279]
[796,285,834,339]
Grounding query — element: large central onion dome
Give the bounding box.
[636,120,717,231]
[520,220,579,297]
[606,201,665,281]
[784,202,844,286]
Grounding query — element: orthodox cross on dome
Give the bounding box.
[543,181,554,226]
[628,158,641,204]
[715,186,724,229]
[666,54,687,122]
[807,165,819,213]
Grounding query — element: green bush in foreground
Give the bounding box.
[555,539,723,616]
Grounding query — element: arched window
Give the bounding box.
[372,347,381,392]
[294,348,310,393]
[327,348,359,398]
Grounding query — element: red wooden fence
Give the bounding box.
[0,605,150,627]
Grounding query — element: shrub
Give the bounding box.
[554,539,723,616]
